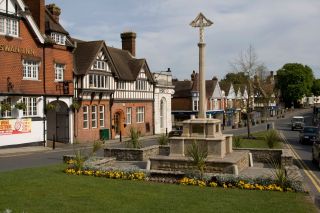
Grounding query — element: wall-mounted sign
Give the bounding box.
[0,119,32,136]
[0,44,35,56]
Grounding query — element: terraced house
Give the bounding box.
[0,0,74,147]
[73,32,155,142]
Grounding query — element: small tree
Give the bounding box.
[264,129,280,148]
[187,140,208,180]
[157,134,169,145]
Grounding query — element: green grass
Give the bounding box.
[233,131,283,149]
[0,164,317,213]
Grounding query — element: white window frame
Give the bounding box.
[93,60,106,70]
[51,32,66,45]
[83,106,89,129]
[126,107,132,124]
[55,63,64,82]
[22,97,37,117]
[0,16,19,37]
[136,107,144,123]
[99,105,104,127]
[23,60,39,80]
[193,99,199,111]
[91,105,97,128]
[136,80,147,91]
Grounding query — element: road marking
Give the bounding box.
[280,131,320,192]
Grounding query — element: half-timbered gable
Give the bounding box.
[73,40,115,142]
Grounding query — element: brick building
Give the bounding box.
[172,71,225,126]
[0,0,74,147]
[73,32,155,142]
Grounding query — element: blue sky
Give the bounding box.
[46,0,320,80]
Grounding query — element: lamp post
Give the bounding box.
[190,13,213,119]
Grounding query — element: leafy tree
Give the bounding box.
[220,72,248,86]
[312,79,320,96]
[276,63,314,107]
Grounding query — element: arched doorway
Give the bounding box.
[47,100,70,143]
[113,110,124,138]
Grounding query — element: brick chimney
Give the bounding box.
[46,4,61,23]
[121,32,136,57]
[24,0,45,34]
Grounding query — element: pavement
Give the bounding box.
[0,108,312,158]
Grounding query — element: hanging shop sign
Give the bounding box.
[0,44,35,56]
[0,119,32,135]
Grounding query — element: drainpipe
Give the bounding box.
[152,83,155,135]
[110,93,114,139]
[42,44,46,147]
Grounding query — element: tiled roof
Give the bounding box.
[74,40,104,75]
[173,81,193,98]
[45,8,68,35]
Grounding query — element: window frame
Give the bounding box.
[55,63,65,82]
[23,60,39,80]
[99,105,105,127]
[126,107,132,124]
[91,105,97,128]
[51,32,66,45]
[22,97,37,117]
[83,106,89,129]
[0,16,19,37]
[136,107,145,123]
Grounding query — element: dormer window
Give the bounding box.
[0,16,19,37]
[51,32,66,45]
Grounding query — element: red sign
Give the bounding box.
[0,119,32,135]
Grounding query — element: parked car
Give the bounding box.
[291,116,304,131]
[299,126,320,145]
[168,126,183,137]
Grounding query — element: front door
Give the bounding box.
[114,113,121,136]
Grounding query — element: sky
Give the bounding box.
[46,0,320,80]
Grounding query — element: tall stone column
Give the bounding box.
[198,42,206,118]
[190,13,213,119]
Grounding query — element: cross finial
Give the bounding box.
[190,13,213,43]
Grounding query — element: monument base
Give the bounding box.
[149,150,249,174]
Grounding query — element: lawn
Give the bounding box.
[0,164,317,213]
[233,130,283,149]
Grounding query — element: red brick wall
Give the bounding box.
[74,100,111,143]
[111,101,153,138]
[0,20,43,94]
[0,19,73,96]
[24,0,45,34]
[172,98,192,111]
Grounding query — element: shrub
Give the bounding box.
[46,103,56,111]
[70,100,81,111]
[158,134,169,145]
[91,140,103,156]
[264,129,280,148]
[233,136,241,148]
[126,127,141,149]
[73,149,86,171]
[187,140,208,180]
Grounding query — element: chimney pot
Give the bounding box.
[46,4,61,23]
[121,32,136,57]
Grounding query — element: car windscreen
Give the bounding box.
[304,127,318,133]
[293,118,304,122]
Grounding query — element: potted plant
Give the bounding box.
[1,103,11,112]
[46,103,56,111]
[15,102,26,110]
[70,100,81,111]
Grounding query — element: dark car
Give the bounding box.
[168,126,183,137]
[299,126,320,145]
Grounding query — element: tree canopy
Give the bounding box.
[276,63,314,107]
[312,79,320,96]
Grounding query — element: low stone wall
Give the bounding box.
[234,148,293,166]
[159,145,170,156]
[104,145,160,161]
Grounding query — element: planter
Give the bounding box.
[104,145,160,161]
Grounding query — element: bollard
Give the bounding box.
[120,131,122,142]
[52,134,55,150]
[166,128,168,136]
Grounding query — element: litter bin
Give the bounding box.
[100,129,110,140]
